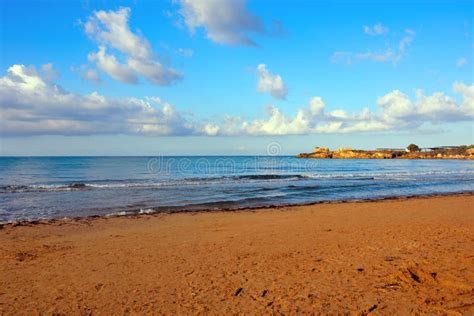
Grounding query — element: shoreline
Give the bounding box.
[1,191,473,228]
[1,194,473,313]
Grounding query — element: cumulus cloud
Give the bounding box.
[176,0,265,46]
[218,99,385,136]
[78,66,102,83]
[256,64,288,100]
[363,23,389,36]
[220,83,474,136]
[88,46,137,83]
[332,29,415,65]
[84,7,182,85]
[0,64,209,136]
[41,63,59,82]
[1,64,472,137]
[453,81,474,116]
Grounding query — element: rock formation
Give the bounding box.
[297,146,474,160]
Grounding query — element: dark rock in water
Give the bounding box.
[0,185,29,192]
[69,183,87,189]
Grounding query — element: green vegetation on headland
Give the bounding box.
[297,144,474,160]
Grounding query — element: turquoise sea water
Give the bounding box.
[0,156,473,222]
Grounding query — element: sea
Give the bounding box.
[0,156,473,223]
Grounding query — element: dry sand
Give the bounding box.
[1,195,473,314]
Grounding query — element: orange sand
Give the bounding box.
[1,195,473,314]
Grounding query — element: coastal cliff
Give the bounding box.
[298,146,474,160]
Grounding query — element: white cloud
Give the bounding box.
[84,7,182,85]
[332,29,415,65]
[176,0,265,46]
[1,64,472,137]
[377,84,473,123]
[0,64,207,136]
[363,23,389,36]
[79,66,101,83]
[219,100,387,136]
[309,97,325,115]
[453,81,474,116]
[202,123,220,136]
[456,57,466,68]
[222,82,474,136]
[88,46,138,84]
[41,63,59,82]
[377,90,415,121]
[355,50,396,63]
[256,64,288,100]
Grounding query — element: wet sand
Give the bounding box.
[1,195,473,314]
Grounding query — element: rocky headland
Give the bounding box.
[298,146,474,160]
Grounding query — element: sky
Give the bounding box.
[0,0,473,156]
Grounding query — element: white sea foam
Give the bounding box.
[139,208,155,214]
[105,211,131,217]
[2,169,474,194]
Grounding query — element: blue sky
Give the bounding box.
[0,0,473,155]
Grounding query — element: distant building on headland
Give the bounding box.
[426,146,463,151]
[376,148,407,152]
[377,145,465,153]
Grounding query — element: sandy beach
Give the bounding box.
[0,194,473,314]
